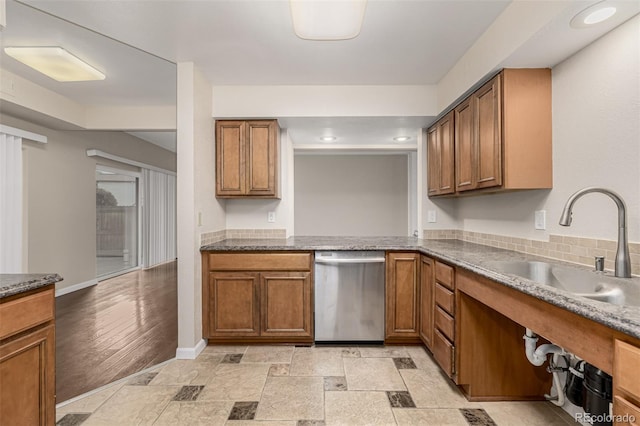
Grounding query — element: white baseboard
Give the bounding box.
[175,339,206,360]
[55,279,98,297]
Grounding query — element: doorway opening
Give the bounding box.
[96,166,141,279]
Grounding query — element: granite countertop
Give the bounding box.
[0,274,63,299]
[202,236,640,339]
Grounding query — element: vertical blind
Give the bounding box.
[141,169,177,268]
[0,133,23,273]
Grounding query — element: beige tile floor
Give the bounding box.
[56,345,578,426]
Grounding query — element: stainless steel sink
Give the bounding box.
[484,260,639,307]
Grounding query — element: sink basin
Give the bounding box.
[484,260,639,307]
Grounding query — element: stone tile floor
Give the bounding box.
[56,345,578,425]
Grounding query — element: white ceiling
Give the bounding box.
[2,0,640,152]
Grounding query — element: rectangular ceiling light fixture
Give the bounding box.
[290,0,367,41]
[4,46,105,82]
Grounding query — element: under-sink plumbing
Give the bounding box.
[523,328,567,406]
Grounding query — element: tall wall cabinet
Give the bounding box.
[216,119,280,198]
[427,68,552,197]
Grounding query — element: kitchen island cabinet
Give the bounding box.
[202,252,313,343]
[1,274,62,426]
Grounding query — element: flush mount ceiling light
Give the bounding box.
[320,136,337,142]
[3,47,105,82]
[570,1,617,28]
[393,136,411,142]
[290,0,367,41]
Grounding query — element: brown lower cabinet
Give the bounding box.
[385,252,421,343]
[419,256,434,348]
[0,286,56,426]
[613,340,640,425]
[202,251,313,343]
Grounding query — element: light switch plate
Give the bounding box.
[535,210,546,230]
[427,210,437,223]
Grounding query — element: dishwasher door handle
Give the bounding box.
[315,257,386,265]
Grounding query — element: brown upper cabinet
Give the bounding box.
[427,111,455,196]
[428,68,552,197]
[216,119,280,198]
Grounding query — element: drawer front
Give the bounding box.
[613,396,640,426]
[435,283,455,315]
[435,306,455,341]
[0,288,54,340]
[433,329,454,378]
[208,252,312,271]
[435,262,454,290]
[615,340,640,399]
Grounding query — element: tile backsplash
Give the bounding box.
[200,229,287,246]
[424,229,640,275]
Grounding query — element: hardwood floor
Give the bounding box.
[55,261,177,403]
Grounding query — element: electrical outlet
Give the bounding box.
[427,210,437,223]
[267,211,276,223]
[535,210,546,230]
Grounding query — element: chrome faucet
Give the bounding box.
[559,187,631,278]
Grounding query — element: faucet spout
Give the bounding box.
[558,187,631,278]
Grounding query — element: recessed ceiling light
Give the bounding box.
[393,136,411,142]
[290,0,367,41]
[570,2,617,28]
[3,47,106,82]
[320,136,337,142]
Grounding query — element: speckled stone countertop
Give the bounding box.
[0,274,63,299]
[202,236,640,339]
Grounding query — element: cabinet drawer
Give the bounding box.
[0,288,54,340]
[614,396,640,425]
[435,306,455,341]
[433,329,454,378]
[435,283,455,315]
[435,262,454,290]
[615,340,640,398]
[208,252,312,271]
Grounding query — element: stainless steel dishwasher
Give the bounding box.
[314,251,385,343]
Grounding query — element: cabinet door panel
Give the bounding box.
[216,121,246,196]
[208,272,260,337]
[438,112,455,194]
[261,272,312,337]
[419,256,434,348]
[475,75,502,189]
[614,340,640,402]
[0,324,55,426]
[386,252,420,338]
[426,126,440,196]
[247,121,277,196]
[455,98,474,192]
[433,329,454,378]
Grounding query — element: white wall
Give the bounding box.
[430,16,640,244]
[176,62,224,356]
[294,154,409,236]
[224,129,294,236]
[212,85,438,118]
